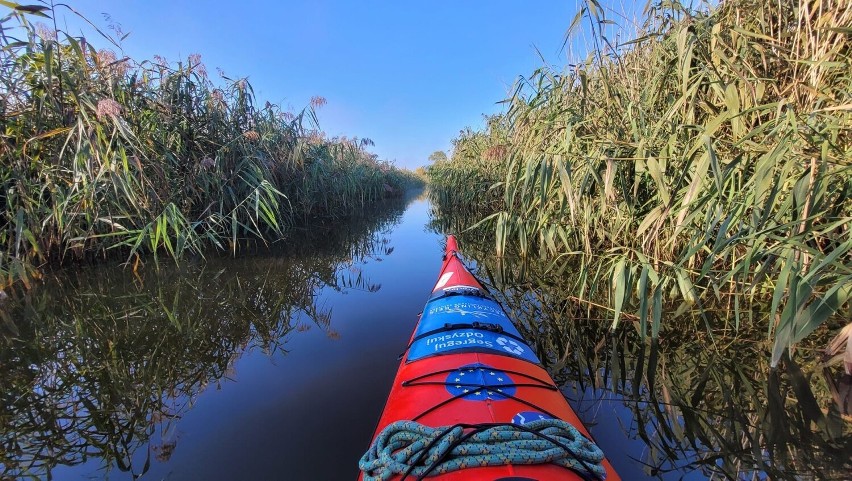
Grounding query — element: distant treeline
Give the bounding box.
[0,3,422,291]
[427,0,851,365]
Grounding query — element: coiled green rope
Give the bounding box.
[359,419,606,480]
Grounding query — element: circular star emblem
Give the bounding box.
[445,363,516,401]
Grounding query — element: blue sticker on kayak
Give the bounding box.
[512,411,555,425]
[446,364,516,400]
[407,296,540,363]
[408,328,539,363]
[421,296,508,324]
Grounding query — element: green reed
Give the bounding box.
[0,3,422,292]
[432,223,851,479]
[426,116,510,212]
[427,0,851,366]
[0,197,405,479]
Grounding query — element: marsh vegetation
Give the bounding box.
[428,210,851,479]
[427,0,851,367]
[426,1,851,476]
[0,3,422,292]
[0,196,410,480]
[1,0,850,479]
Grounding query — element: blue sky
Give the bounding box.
[52,1,588,169]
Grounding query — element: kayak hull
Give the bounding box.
[360,236,620,481]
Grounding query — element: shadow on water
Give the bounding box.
[426,192,852,480]
[0,192,420,480]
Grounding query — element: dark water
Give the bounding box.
[1,191,850,480]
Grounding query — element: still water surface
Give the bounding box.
[1,191,849,480]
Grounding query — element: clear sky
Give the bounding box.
[51,1,587,169]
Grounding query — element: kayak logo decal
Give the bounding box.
[445,363,516,401]
[434,306,489,319]
[512,411,554,425]
[428,301,503,317]
[442,285,480,292]
[496,336,525,356]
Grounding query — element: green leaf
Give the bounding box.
[10,3,51,17]
[651,284,663,339]
[769,252,794,338]
[611,258,628,330]
[646,157,670,204]
[675,269,697,305]
[791,280,851,344]
[704,135,724,194]
[638,264,649,338]
[564,7,587,42]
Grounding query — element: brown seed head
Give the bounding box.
[188,53,207,78]
[35,23,57,42]
[96,49,128,77]
[96,98,123,122]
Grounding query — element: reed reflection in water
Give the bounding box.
[0,193,423,480]
[428,194,852,480]
[2,190,849,480]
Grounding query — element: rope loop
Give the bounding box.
[359,419,606,481]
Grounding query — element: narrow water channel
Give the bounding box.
[1,191,849,480]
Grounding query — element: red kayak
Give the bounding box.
[359,235,620,481]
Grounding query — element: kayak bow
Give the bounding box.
[359,235,620,481]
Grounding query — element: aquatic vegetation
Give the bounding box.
[427,0,851,366]
[426,116,510,212]
[0,197,406,479]
[432,224,852,479]
[0,3,422,291]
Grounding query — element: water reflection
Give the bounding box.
[427,192,852,480]
[0,195,413,480]
[3,190,848,481]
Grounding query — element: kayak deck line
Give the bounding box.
[359,235,621,481]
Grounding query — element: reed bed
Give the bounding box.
[431,221,851,479]
[426,117,509,212]
[0,3,422,291]
[0,199,403,479]
[427,0,851,366]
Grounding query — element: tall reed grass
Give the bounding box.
[426,116,509,211]
[427,0,851,366]
[0,204,401,479]
[0,3,422,291]
[427,212,851,478]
